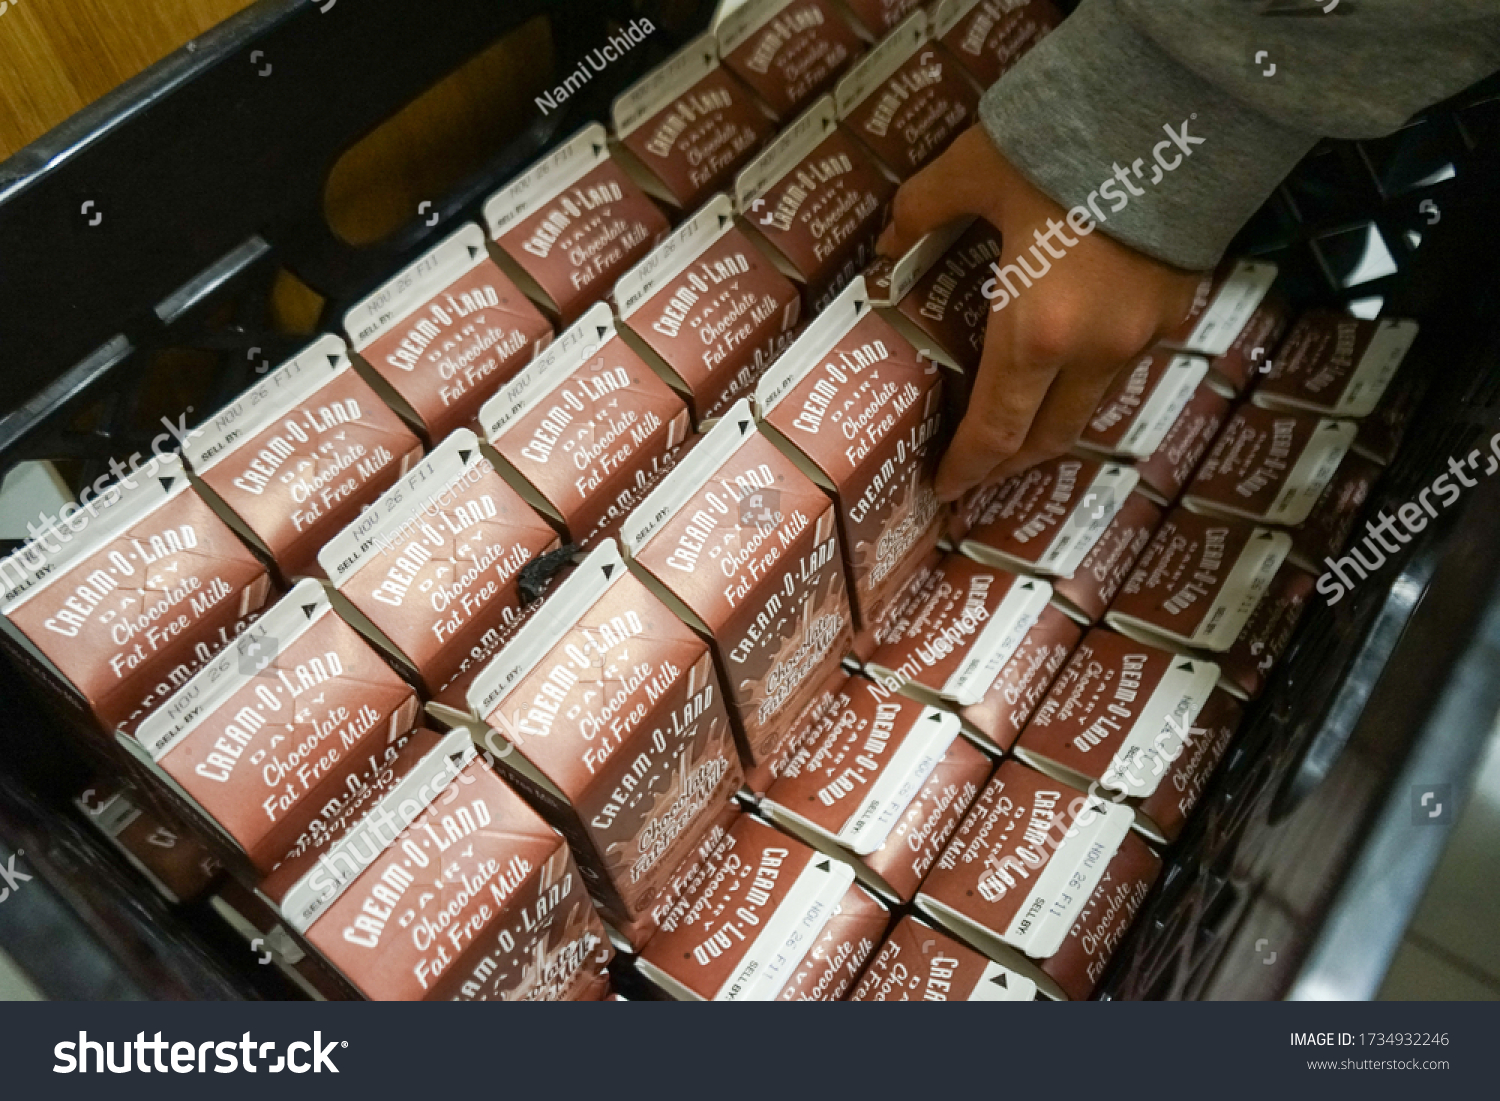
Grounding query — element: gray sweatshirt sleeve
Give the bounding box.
[979,0,1500,271]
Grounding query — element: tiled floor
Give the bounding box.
[1378,714,1500,1000]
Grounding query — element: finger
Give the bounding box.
[989,358,1123,483]
[934,309,1061,501]
[877,130,992,258]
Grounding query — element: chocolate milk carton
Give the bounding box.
[1218,562,1313,701]
[1049,491,1164,624]
[839,0,924,36]
[1203,287,1290,396]
[718,0,863,120]
[1253,313,1420,419]
[0,454,274,738]
[835,12,979,180]
[1013,629,1237,843]
[75,779,221,904]
[756,277,946,627]
[211,879,351,1000]
[917,760,1162,1000]
[1291,453,1381,571]
[1183,404,1358,528]
[479,304,692,547]
[867,218,1001,376]
[1079,349,1210,462]
[622,401,854,777]
[761,681,990,902]
[615,194,803,426]
[464,541,743,946]
[931,0,1063,88]
[185,335,424,581]
[636,813,888,1000]
[317,430,559,707]
[343,223,552,443]
[850,913,1037,1001]
[959,456,1141,581]
[127,579,420,875]
[1354,363,1428,465]
[864,553,1054,711]
[1134,383,1232,505]
[742,666,856,798]
[1164,258,1281,361]
[265,729,613,1000]
[863,553,1077,754]
[846,546,944,664]
[1106,508,1292,657]
[484,123,669,326]
[256,725,464,918]
[734,96,896,313]
[611,32,775,211]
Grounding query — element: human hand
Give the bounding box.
[878,126,1205,502]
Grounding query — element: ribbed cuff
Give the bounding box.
[978,0,1317,271]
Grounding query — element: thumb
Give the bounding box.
[877,127,997,258]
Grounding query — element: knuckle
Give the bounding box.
[1016,328,1072,369]
[1029,430,1076,460]
[890,184,927,232]
[1015,306,1078,367]
[972,422,1027,458]
[1129,315,1165,354]
[1112,318,1159,359]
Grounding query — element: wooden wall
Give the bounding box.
[0,0,259,161]
[0,0,557,331]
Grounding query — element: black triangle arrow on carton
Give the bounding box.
[458,449,473,464]
[1258,530,1277,541]
[592,143,605,157]
[597,326,609,340]
[158,477,176,493]
[602,562,615,579]
[1021,581,1036,591]
[815,858,832,873]
[990,973,1009,990]
[719,214,731,228]
[927,711,945,723]
[448,751,468,769]
[328,355,342,368]
[854,299,866,313]
[468,245,480,259]
[302,603,319,620]
[1177,662,1196,672]
[738,418,753,434]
